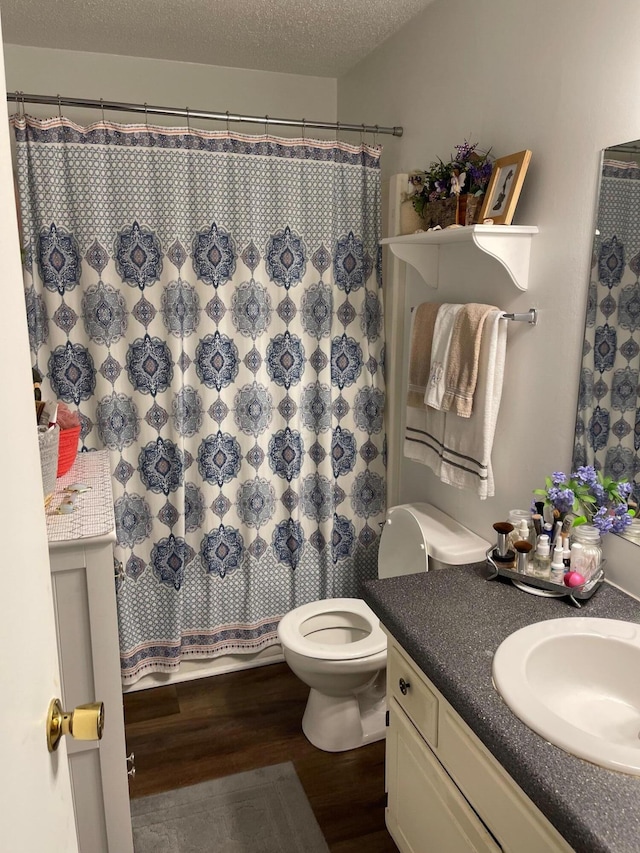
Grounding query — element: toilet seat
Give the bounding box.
[277,598,386,661]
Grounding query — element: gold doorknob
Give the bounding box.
[47,698,104,752]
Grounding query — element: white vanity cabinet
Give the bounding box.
[47,451,133,853]
[385,636,575,853]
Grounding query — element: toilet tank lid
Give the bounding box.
[386,503,490,565]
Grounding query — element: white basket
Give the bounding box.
[38,424,59,502]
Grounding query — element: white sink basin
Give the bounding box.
[492,617,640,775]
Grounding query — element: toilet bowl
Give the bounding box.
[277,502,490,752]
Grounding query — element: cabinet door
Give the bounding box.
[387,700,501,853]
[50,541,133,853]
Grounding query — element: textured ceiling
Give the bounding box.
[1,0,436,77]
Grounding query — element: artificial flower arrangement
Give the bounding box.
[534,466,636,535]
[408,140,494,218]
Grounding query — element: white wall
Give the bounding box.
[338,0,640,596]
[3,44,337,131]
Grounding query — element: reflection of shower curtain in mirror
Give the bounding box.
[14,116,386,683]
[574,159,640,506]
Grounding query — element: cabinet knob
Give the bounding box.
[399,677,411,695]
[46,698,104,752]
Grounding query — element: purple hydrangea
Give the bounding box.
[618,481,634,499]
[547,486,575,514]
[612,504,634,534]
[574,466,598,487]
[538,464,634,537]
[592,506,614,534]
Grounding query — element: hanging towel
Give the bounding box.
[404,403,445,483]
[404,309,506,499]
[407,303,440,409]
[440,303,499,417]
[424,303,463,410]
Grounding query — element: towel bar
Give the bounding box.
[409,306,538,325]
[500,308,537,324]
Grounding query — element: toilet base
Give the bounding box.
[301,674,387,752]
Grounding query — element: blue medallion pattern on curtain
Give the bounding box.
[574,159,640,506]
[15,117,386,683]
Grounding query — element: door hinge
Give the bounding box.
[384,791,388,808]
[385,709,390,727]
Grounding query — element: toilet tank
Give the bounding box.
[378,502,490,578]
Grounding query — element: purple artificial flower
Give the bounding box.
[548,486,575,514]
[591,483,606,504]
[469,161,493,188]
[454,142,477,161]
[551,471,567,486]
[592,505,614,534]
[610,503,633,533]
[574,466,598,487]
[618,481,634,499]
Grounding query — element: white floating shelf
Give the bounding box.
[380,224,538,291]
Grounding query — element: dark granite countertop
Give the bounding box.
[361,565,640,853]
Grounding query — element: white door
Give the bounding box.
[0,12,79,852]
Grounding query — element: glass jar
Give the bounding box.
[507,509,535,552]
[623,517,640,544]
[570,525,602,581]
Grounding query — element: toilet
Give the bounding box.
[277,502,490,752]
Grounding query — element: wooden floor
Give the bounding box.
[124,661,398,853]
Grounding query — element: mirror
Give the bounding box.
[573,141,640,543]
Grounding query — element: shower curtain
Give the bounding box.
[574,159,640,507]
[14,116,386,683]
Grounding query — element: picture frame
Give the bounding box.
[479,150,532,225]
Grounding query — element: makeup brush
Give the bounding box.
[531,514,543,537]
[492,521,515,563]
[513,540,533,574]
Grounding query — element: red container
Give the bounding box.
[57,424,81,477]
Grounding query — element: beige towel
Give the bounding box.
[440,303,498,417]
[407,303,440,409]
[404,310,506,499]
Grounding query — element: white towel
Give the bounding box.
[424,303,462,410]
[404,309,506,499]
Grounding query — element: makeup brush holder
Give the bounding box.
[485,546,605,608]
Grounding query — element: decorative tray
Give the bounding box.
[485,548,605,608]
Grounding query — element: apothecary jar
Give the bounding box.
[570,524,602,580]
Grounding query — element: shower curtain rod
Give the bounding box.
[6,91,403,138]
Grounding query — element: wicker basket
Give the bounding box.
[57,424,81,477]
[38,424,60,502]
[422,196,458,229]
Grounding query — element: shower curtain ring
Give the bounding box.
[57,94,62,119]
[264,115,269,136]
[18,91,25,119]
[186,106,190,130]
[360,124,365,146]
[99,98,105,123]
[302,118,306,140]
[336,120,341,142]
[374,124,379,148]
[144,102,149,128]
[226,110,230,133]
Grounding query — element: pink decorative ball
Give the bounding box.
[564,571,585,588]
